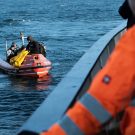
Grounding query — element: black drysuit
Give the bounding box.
[26,40,40,54]
[119,0,135,28]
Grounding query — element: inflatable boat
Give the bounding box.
[0,54,51,78]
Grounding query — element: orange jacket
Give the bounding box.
[41,26,135,135]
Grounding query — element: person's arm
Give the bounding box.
[36,42,41,54]
[26,44,30,50]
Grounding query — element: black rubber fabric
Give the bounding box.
[18,130,39,135]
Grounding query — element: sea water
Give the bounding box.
[0,0,123,134]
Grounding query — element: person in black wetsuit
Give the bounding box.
[26,36,41,54]
[119,0,135,29]
[26,36,46,56]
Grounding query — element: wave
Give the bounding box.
[1,18,31,26]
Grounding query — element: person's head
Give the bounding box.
[27,35,33,43]
[11,42,17,50]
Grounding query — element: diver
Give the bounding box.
[26,35,46,57]
[6,42,18,62]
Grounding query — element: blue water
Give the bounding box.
[0,0,123,134]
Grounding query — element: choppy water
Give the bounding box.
[0,0,124,134]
